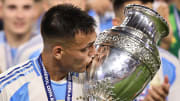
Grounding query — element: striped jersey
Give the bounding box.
[0,56,85,101]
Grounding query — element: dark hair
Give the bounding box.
[113,0,154,13]
[41,4,96,45]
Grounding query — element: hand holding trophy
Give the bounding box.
[84,4,169,101]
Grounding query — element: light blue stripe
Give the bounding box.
[10,82,30,101]
[0,69,34,93]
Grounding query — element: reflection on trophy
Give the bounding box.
[84,4,169,101]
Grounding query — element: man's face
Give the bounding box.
[1,0,35,35]
[59,31,97,73]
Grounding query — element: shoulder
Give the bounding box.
[27,34,43,55]
[29,34,43,45]
[17,34,43,62]
[0,57,44,100]
[21,34,43,49]
[26,34,43,52]
[0,60,36,93]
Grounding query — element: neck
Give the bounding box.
[5,30,31,48]
[41,52,68,81]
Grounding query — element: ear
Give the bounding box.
[52,46,63,60]
[112,18,121,26]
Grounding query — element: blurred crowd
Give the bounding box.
[0,0,180,100]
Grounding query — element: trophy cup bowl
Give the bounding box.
[84,4,169,101]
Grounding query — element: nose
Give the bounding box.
[16,9,25,19]
[88,45,96,58]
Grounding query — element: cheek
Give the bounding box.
[72,55,87,66]
[3,13,13,22]
[64,51,90,68]
[74,58,86,65]
[24,17,34,28]
[62,53,85,66]
[26,14,35,22]
[3,9,16,20]
[3,18,14,28]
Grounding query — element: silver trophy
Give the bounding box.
[84,4,169,101]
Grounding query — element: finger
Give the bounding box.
[148,88,164,101]
[162,76,170,95]
[164,75,169,84]
[144,92,154,101]
[162,83,170,96]
[151,86,167,99]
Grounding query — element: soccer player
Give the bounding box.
[0,0,43,72]
[0,4,96,101]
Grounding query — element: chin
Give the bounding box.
[13,31,26,35]
[15,30,26,34]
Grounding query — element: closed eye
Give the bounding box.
[80,41,95,52]
[80,48,88,52]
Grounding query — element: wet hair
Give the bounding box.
[41,4,96,45]
[113,0,154,14]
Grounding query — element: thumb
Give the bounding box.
[164,75,169,84]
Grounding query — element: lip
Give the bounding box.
[14,22,25,28]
